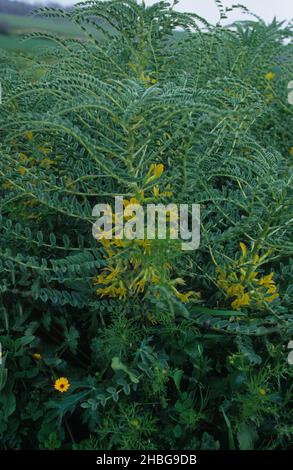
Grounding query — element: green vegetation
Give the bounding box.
[0,0,292,451]
[0,12,80,35]
[0,11,88,51]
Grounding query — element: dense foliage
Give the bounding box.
[0,0,292,450]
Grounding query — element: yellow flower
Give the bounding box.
[128,61,137,72]
[25,198,37,207]
[140,71,157,85]
[258,272,274,287]
[19,152,28,163]
[147,314,158,325]
[123,197,139,207]
[96,283,127,300]
[266,284,277,294]
[94,274,107,285]
[137,239,152,254]
[258,272,278,299]
[40,158,56,168]
[112,239,126,248]
[133,278,146,293]
[249,271,258,281]
[266,293,279,303]
[239,242,247,259]
[54,377,70,393]
[259,388,266,396]
[116,286,127,299]
[18,166,27,176]
[37,145,51,155]
[174,290,200,303]
[154,163,164,178]
[162,184,173,197]
[265,72,275,81]
[33,353,42,360]
[216,269,229,291]
[151,272,160,284]
[290,147,293,157]
[227,284,244,297]
[2,181,14,189]
[148,76,157,85]
[146,163,164,183]
[26,130,33,141]
[153,185,160,197]
[94,266,120,286]
[174,277,186,286]
[231,292,250,310]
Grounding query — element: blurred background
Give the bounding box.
[0,0,292,52]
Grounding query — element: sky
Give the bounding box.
[15,1,293,24]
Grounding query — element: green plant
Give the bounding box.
[0,0,292,450]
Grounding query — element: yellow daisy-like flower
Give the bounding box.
[259,388,266,396]
[265,72,275,81]
[54,377,71,393]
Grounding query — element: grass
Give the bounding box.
[0,34,57,51]
[0,12,82,37]
[0,12,83,52]
[0,12,107,52]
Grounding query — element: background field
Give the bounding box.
[0,11,86,51]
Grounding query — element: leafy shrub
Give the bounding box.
[0,0,292,450]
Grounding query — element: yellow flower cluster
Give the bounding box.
[2,133,55,191]
[128,62,157,86]
[94,240,198,305]
[140,71,157,86]
[143,163,173,199]
[94,263,127,300]
[93,162,198,308]
[217,243,279,311]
